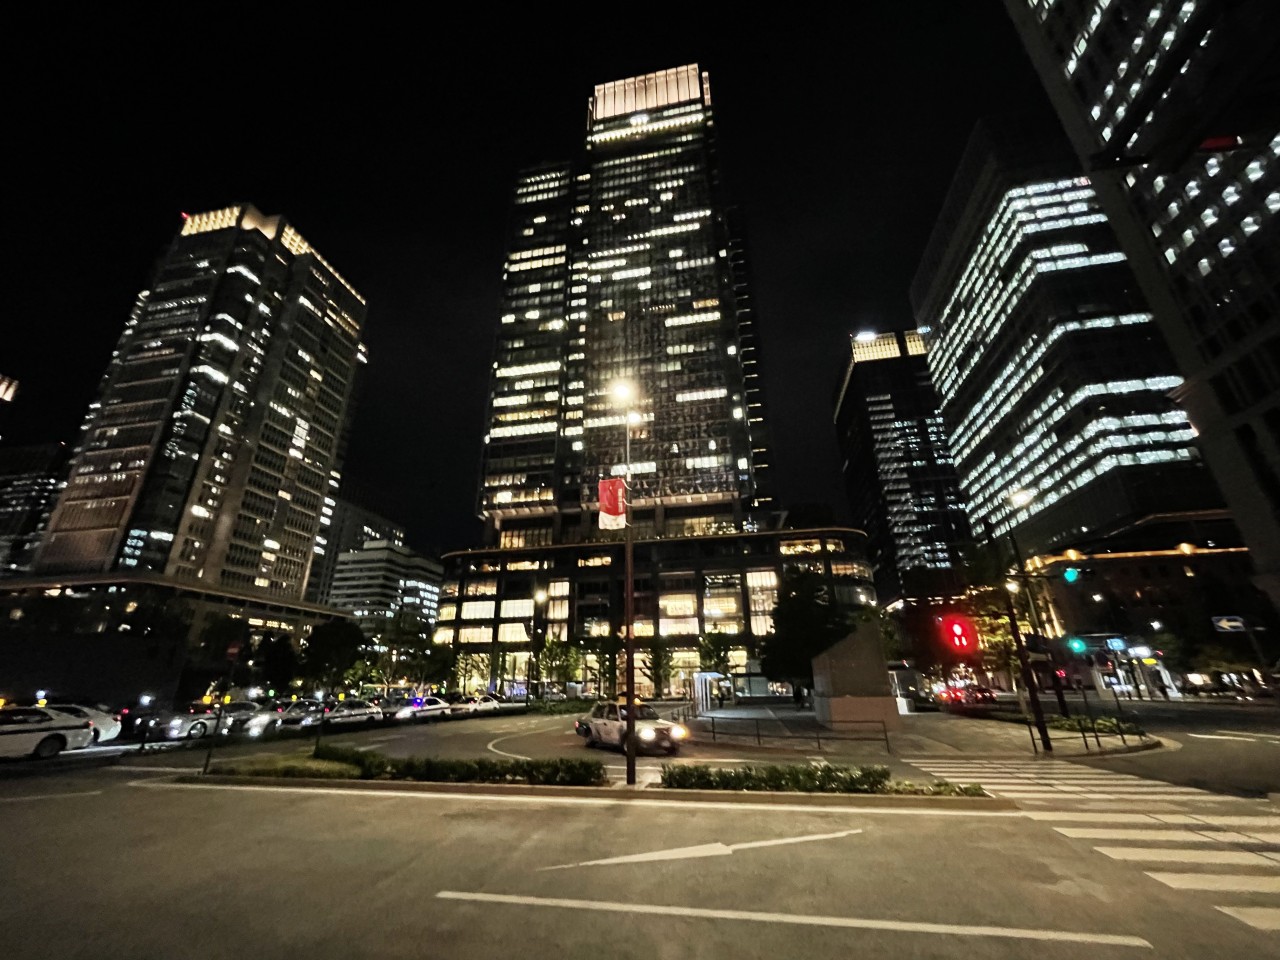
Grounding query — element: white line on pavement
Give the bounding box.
[540,830,864,870]
[1146,872,1280,893]
[1055,827,1229,843]
[1188,734,1256,742]
[433,891,1153,947]
[1213,906,1280,931]
[1094,846,1278,866]
[486,734,531,760]
[0,790,103,803]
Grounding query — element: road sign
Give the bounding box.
[1211,616,1247,633]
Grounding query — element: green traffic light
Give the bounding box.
[1063,567,1081,583]
[1067,637,1087,654]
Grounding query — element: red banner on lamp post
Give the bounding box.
[598,478,626,530]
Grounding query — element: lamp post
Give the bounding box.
[526,589,547,702]
[612,381,641,787]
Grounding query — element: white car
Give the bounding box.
[387,696,451,722]
[279,699,324,728]
[0,707,95,759]
[324,699,383,725]
[449,695,502,716]
[579,701,688,755]
[47,703,122,743]
[156,704,235,740]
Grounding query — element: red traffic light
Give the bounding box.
[940,615,977,651]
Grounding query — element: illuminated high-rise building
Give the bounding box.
[1003,0,1280,604]
[35,204,368,603]
[479,64,771,549]
[834,330,971,604]
[444,66,873,698]
[912,119,1222,553]
[0,443,68,579]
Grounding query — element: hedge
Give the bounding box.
[313,742,606,786]
[658,762,983,796]
[524,699,597,715]
[989,712,1142,735]
[211,756,361,779]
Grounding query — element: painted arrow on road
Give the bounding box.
[540,829,863,870]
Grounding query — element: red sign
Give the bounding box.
[598,478,626,530]
[226,641,242,662]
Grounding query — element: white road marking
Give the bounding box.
[1054,827,1224,843]
[541,829,863,870]
[1146,872,1280,893]
[485,734,531,760]
[433,891,1152,947]
[1213,906,1280,931]
[0,790,103,803]
[1188,734,1256,742]
[1094,846,1278,866]
[113,765,201,773]
[1216,730,1280,740]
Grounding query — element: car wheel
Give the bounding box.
[33,735,65,760]
[188,721,208,739]
[91,728,101,744]
[666,745,680,756]
[585,726,598,748]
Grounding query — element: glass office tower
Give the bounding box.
[36,205,368,602]
[479,65,771,549]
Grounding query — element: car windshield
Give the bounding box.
[621,705,661,720]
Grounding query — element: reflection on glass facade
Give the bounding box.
[35,205,367,602]
[479,65,770,549]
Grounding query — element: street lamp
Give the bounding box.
[611,379,641,787]
[525,589,548,702]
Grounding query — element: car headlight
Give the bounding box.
[670,725,687,739]
[639,727,656,742]
[396,708,413,719]
[168,719,183,729]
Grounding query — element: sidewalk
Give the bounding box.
[688,705,1158,759]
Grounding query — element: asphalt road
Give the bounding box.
[1,763,1275,959]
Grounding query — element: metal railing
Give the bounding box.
[673,712,892,753]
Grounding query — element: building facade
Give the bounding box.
[911,119,1222,555]
[447,65,868,693]
[327,539,443,641]
[34,205,368,604]
[833,330,971,604]
[305,497,405,606]
[478,64,771,549]
[1004,0,1280,604]
[440,527,874,696]
[0,443,68,579]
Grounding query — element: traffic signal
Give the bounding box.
[940,615,978,652]
[1062,566,1095,583]
[1066,636,1088,655]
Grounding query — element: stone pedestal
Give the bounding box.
[811,631,903,732]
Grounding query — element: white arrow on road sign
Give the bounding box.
[1211,616,1247,633]
[540,828,863,870]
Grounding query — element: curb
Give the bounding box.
[175,774,1016,809]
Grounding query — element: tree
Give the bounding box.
[539,632,581,686]
[697,633,734,676]
[759,569,852,687]
[259,633,300,693]
[302,618,365,689]
[641,637,674,696]
[586,633,622,698]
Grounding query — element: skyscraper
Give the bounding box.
[0,443,68,579]
[444,66,872,696]
[327,540,443,641]
[912,119,1222,554]
[35,205,368,602]
[305,496,406,606]
[1003,0,1280,604]
[833,330,971,604]
[479,64,770,548]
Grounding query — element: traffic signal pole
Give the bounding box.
[1004,538,1053,753]
[1009,534,1070,717]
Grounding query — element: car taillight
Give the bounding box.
[83,720,93,729]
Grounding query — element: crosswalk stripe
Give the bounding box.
[1095,846,1278,866]
[1213,906,1280,931]
[1146,872,1280,893]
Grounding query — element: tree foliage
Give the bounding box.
[641,637,674,695]
[302,618,365,687]
[697,633,734,676]
[758,569,852,686]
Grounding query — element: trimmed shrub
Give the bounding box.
[525,700,597,715]
[659,763,898,794]
[212,757,360,779]
[313,742,606,786]
[989,712,1142,735]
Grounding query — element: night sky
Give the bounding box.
[6,14,1053,555]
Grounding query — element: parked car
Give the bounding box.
[220,701,267,734]
[323,699,383,726]
[0,706,95,759]
[449,695,502,716]
[385,696,451,722]
[46,703,121,743]
[278,699,324,728]
[155,703,234,740]
[963,686,998,705]
[577,700,687,755]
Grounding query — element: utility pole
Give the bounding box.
[1009,534,1070,717]
[623,415,637,786]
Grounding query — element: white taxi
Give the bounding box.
[0,706,95,759]
[578,700,688,755]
